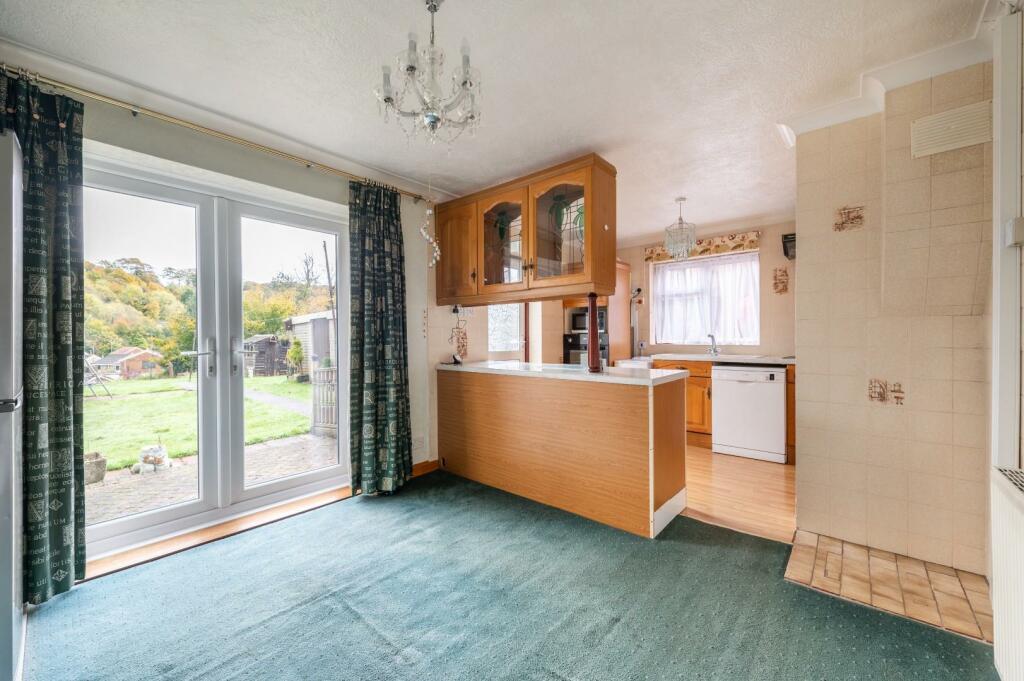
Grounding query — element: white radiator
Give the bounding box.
[993,468,1024,680]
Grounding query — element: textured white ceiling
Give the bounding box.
[0,0,987,242]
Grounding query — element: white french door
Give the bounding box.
[82,166,349,557]
[226,201,349,504]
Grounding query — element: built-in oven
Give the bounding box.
[564,332,609,365]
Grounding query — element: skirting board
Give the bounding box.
[712,443,787,464]
[652,487,687,537]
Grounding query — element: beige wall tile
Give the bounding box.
[885,113,914,150]
[930,145,984,175]
[909,316,953,348]
[868,465,908,500]
[909,347,952,380]
[932,64,985,107]
[905,440,953,476]
[795,74,990,570]
[953,511,987,550]
[952,446,987,482]
[910,503,953,541]
[952,348,987,382]
[886,80,932,117]
[797,127,830,158]
[909,533,953,566]
[931,168,984,211]
[952,479,987,515]
[932,203,985,227]
[928,243,979,279]
[953,413,987,449]
[909,410,953,444]
[886,178,931,216]
[909,473,953,508]
[798,151,830,185]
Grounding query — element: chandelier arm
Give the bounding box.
[406,75,432,108]
[441,88,468,113]
[441,114,474,128]
[390,107,422,119]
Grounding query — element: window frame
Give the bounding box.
[650,251,761,347]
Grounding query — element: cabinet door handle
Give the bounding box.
[470,269,477,281]
[706,386,712,400]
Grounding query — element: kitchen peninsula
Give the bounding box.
[437,361,688,537]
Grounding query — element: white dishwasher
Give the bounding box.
[711,365,787,463]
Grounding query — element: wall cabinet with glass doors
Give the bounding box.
[434,154,617,306]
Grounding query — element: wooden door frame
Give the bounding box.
[476,187,529,295]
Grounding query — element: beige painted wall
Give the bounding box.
[618,220,796,358]
[795,63,992,574]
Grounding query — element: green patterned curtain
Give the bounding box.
[348,181,413,495]
[0,76,86,604]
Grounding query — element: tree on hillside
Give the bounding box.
[242,289,297,337]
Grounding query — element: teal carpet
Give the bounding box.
[27,472,997,680]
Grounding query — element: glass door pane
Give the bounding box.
[82,187,201,525]
[533,178,585,282]
[238,217,340,488]
[480,191,525,290]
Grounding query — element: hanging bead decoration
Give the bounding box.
[420,206,441,267]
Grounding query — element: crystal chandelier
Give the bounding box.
[664,197,698,259]
[375,0,481,144]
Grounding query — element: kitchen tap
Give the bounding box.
[707,334,719,356]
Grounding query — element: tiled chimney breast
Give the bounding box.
[794,63,992,575]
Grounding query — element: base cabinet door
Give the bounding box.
[686,376,712,434]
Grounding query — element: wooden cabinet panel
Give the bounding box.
[607,261,631,365]
[434,154,617,306]
[652,359,712,378]
[436,202,478,300]
[686,376,712,434]
[563,296,608,308]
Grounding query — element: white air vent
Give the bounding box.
[910,99,992,158]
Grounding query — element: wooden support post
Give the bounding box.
[587,292,600,373]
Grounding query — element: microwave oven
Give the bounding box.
[569,308,606,333]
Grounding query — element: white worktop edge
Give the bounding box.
[436,360,689,386]
[650,353,796,366]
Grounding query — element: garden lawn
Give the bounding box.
[244,375,313,401]
[86,376,194,397]
[84,387,310,470]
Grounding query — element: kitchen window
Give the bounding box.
[651,251,760,346]
[488,304,522,352]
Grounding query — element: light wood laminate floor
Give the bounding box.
[785,530,993,642]
[682,446,796,544]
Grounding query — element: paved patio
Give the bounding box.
[85,434,340,526]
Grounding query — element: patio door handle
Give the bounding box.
[181,337,216,378]
[231,337,258,376]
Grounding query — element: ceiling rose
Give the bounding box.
[375,0,482,145]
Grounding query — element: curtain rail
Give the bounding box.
[0,63,427,203]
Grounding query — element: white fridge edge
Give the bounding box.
[0,130,24,681]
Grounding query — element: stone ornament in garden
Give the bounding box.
[131,444,172,474]
[84,452,107,485]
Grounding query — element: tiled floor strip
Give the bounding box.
[784,531,993,642]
